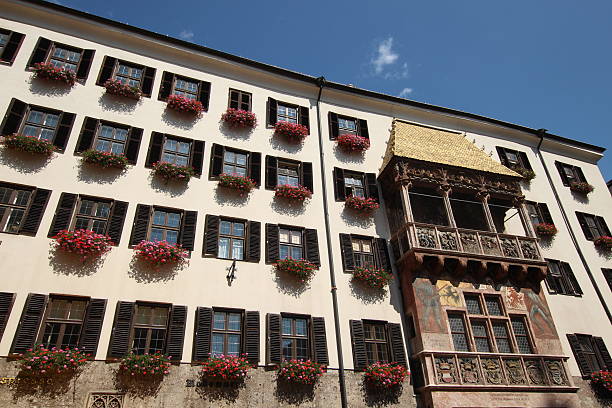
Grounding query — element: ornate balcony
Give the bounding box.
[415,350,577,392]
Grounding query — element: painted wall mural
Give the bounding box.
[504,286,527,311]
[523,289,557,339]
[413,278,445,333]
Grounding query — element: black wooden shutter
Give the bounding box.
[575,167,587,183]
[593,337,612,370]
[265,224,279,263]
[567,334,591,377]
[1,32,24,64]
[333,168,346,201]
[387,323,407,367]
[302,162,314,193]
[229,90,240,109]
[75,117,98,153]
[0,292,15,341]
[145,132,164,168]
[96,56,116,86]
[53,112,75,152]
[267,98,277,126]
[209,143,225,177]
[561,262,582,295]
[27,37,51,67]
[544,273,560,294]
[180,211,198,251]
[129,204,151,246]
[11,293,47,354]
[366,173,379,201]
[48,192,77,237]
[596,217,611,236]
[107,200,128,246]
[496,147,509,166]
[75,49,95,81]
[305,229,320,266]
[20,188,51,235]
[339,233,355,271]
[191,140,205,176]
[198,81,211,111]
[555,161,570,186]
[244,311,260,365]
[125,127,143,164]
[358,119,369,139]
[349,320,367,371]
[203,215,220,257]
[576,213,594,240]
[312,317,329,365]
[108,301,134,358]
[518,151,532,170]
[265,156,278,189]
[141,66,156,97]
[250,152,262,186]
[539,203,554,224]
[78,298,107,357]
[193,307,212,361]
[1,98,27,135]
[328,112,339,140]
[167,305,187,362]
[158,72,173,100]
[375,238,392,271]
[266,313,282,365]
[298,106,310,131]
[246,221,261,262]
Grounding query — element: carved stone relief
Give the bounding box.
[500,238,519,258]
[525,359,546,385]
[504,359,527,385]
[545,360,568,386]
[435,356,458,384]
[460,232,480,253]
[89,393,124,408]
[481,358,505,385]
[439,231,458,250]
[520,240,539,260]
[459,358,480,384]
[481,235,502,256]
[417,227,437,248]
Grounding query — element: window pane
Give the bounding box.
[228,313,241,331]
[48,300,69,319]
[279,245,289,260]
[231,239,244,260]
[91,220,106,234]
[27,111,44,124]
[22,125,38,137]
[41,322,61,348]
[211,333,224,356]
[67,301,86,320]
[279,229,290,243]
[61,324,81,348]
[132,327,148,355]
[224,151,235,163]
[218,237,230,259]
[295,319,307,336]
[471,321,491,352]
[74,217,89,231]
[166,230,178,244]
[282,318,292,335]
[44,114,59,128]
[4,209,25,232]
[227,334,240,355]
[150,228,164,242]
[213,312,226,330]
[282,339,292,359]
[151,308,168,326]
[220,221,231,235]
[296,338,308,360]
[233,222,245,237]
[465,295,482,315]
[290,247,303,259]
[149,329,166,353]
[485,297,503,316]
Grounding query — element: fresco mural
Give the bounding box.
[413,278,445,333]
[504,286,527,311]
[437,280,472,307]
[524,289,557,339]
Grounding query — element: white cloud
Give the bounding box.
[179,30,194,41]
[371,37,398,74]
[399,87,413,97]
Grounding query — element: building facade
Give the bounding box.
[0,1,610,407]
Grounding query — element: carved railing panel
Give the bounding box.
[416,226,437,248]
[481,234,503,256]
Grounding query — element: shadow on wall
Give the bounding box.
[274,377,316,405]
[213,184,252,207]
[362,379,405,407]
[149,173,190,197]
[114,369,163,400]
[333,145,366,164]
[127,257,187,284]
[98,93,139,114]
[270,197,307,216]
[49,246,106,277]
[28,77,73,97]
[341,207,376,229]
[271,267,311,298]
[218,121,254,141]
[195,380,246,404]
[76,162,127,185]
[570,190,589,204]
[161,108,197,131]
[0,147,52,174]
[269,134,304,154]
[11,369,81,400]
[349,279,388,305]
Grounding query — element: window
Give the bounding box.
[491,321,512,353]
[484,296,503,316]
[567,334,611,376]
[449,192,489,231]
[328,112,368,140]
[352,237,374,268]
[525,201,553,226]
[48,44,81,72]
[408,187,449,226]
[277,103,298,124]
[211,311,242,357]
[223,150,248,177]
[338,116,357,135]
[20,108,60,142]
[277,160,300,187]
[94,123,129,155]
[344,172,365,198]
[149,210,181,244]
[470,320,491,352]
[173,76,199,100]
[0,30,24,65]
[448,313,470,352]
[546,259,582,296]
[603,269,612,292]
[281,316,308,361]
[464,294,483,315]
[158,72,209,107]
[114,62,142,88]
[162,137,191,167]
[0,31,9,53]
[496,147,531,170]
[279,228,303,260]
[511,316,533,354]
[218,220,245,260]
[131,304,169,355]
[0,186,31,233]
[364,322,389,364]
[555,161,587,186]
[229,89,252,111]
[72,198,111,234]
[39,297,87,349]
[576,212,610,241]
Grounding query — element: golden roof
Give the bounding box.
[381,120,520,177]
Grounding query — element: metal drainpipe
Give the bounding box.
[314,76,348,408]
[535,131,612,323]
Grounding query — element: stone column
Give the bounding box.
[477,191,496,232]
[438,184,456,228]
[399,181,414,223]
[513,196,534,238]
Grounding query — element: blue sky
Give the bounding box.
[54,0,611,180]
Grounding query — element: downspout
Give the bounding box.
[314,76,348,408]
[535,130,612,323]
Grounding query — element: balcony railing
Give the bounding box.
[392,222,543,263]
[415,350,576,390]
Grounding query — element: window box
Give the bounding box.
[274,121,309,143]
[159,72,210,109]
[590,370,612,398]
[200,355,252,383]
[364,362,409,389]
[510,165,535,181]
[32,62,77,86]
[133,240,187,267]
[274,184,312,202]
[345,195,379,215]
[277,359,325,385]
[534,223,558,238]
[594,236,612,250]
[570,181,594,195]
[352,266,393,289]
[336,133,370,153]
[166,94,204,115]
[152,161,195,182]
[222,108,257,129]
[119,352,171,377]
[3,133,56,155]
[218,173,256,195]
[82,149,129,170]
[274,258,318,283]
[53,229,113,261]
[103,79,142,100]
[18,345,89,376]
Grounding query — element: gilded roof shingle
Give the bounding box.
[381,120,520,177]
